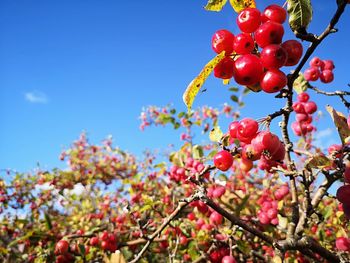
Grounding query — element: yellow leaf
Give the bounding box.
[272,255,283,263]
[305,154,332,169]
[183,52,225,112]
[229,0,256,13]
[104,250,126,263]
[326,105,350,145]
[223,79,230,85]
[205,0,228,12]
[209,126,223,142]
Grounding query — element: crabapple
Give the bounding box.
[260,44,287,69]
[233,33,254,54]
[213,150,233,171]
[320,69,334,83]
[212,29,235,55]
[233,54,264,86]
[255,21,284,48]
[237,8,261,33]
[260,69,287,93]
[261,4,287,24]
[304,67,320,81]
[214,57,235,79]
[297,92,310,102]
[281,40,303,66]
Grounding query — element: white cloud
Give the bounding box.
[314,128,338,149]
[24,91,48,104]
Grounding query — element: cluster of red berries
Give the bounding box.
[169,158,208,183]
[89,231,118,252]
[55,240,74,263]
[212,5,303,94]
[304,57,335,83]
[291,92,317,136]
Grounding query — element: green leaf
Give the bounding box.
[177,112,185,118]
[8,231,34,247]
[229,87,239,92]
[230,95,239,103]
[78,244,86,255]
[204,0,227,11]
[193,145,204,159]
[235,195,250,216]
[170,109,176,114]
[44,213,52,230]
[287,0,313,33]
[183,52,225,112]
[209,126,223,142]
[293,72,308,93]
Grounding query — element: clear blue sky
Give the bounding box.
[1,0,349,172]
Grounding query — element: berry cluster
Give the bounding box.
[291,92,317,136]
[212,5,303,94]
[257,185,289,225]
[304,57,335,83]
[55,240,74,263]
[169,158,207,183]
[89,231,118,252]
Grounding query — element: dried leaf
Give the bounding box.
[326,105,350,144]
[246,83,262,93]
[287,0,313,33]
[305,154,332,169]
[293,72,308,93]
[204,0,228,12]
[183,52,225,112]
[229,0,256,13]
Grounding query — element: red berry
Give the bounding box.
[237,8,261,33]
[304,67,320,81]
[321,60,335,70]
[55,240,69,255]
[89,237,99,247]
[304,101,317,114]
[258,211,270,224]
[297,92,310,102]
[255,21,284,48]
[260,44,287,69]
[336,185,350,204]
[209,211,223,225]
[260,69,287,93]
[213,150,233,171]
[345,167,350,183]
[233,54,264,86]
[320,69,334,83]
[241,143,262,161]
[240,158,253,172]
[212,30,235,55]
[229,121,240,138]
[296,113,309,122]
[261,4,287,24]
[233,33,254,55]
[271,141,286,161]
[222,255,237,263]
[238,118,259,138]
[336,237,350,251]
[291,121,307,136]
[214,57,235,79]
[281,40,303,66]
[292,102,306,113]
[309,57,324,68]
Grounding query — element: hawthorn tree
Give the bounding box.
[1,0,350,262]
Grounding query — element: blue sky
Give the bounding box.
[0,1,349,172]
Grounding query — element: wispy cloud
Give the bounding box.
[314,128,338,149]
[24,90,48,104]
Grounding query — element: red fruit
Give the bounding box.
[89,237,99,247]
[179,235,188,246]
[236,8,261,33]
[260,69,287,93]
[291,121,307,136]
[233,33,254,55]
[344,166,350,183]
[260,44,287,69]
[328,144,342,157]
[336,185,350,204]
[258,211,270,224]
[321,60,335,70]
[304,101,317,114]
[213,150,233,171]
[240,158,253,172]
[241,144,262,161]
[261,4,287,24]
[101,241,109,250]
[297,92,310,102]
[209,211,223,225]
[309,57,324,68]
[221,255,237,263]
[267,208,278,219]
[296,113,309,122]
[214,57,235,79]
[233,54,264,86]
[320,69,334,83]
[304,67,320,81]
[100,231,109,241]
[255,21,284,48]
[336,237,350,251]
[187,212,196,221]
[55,240,69,255]
[281,40,303,66]
[213,186,226,198]
[271,141,286,161]
[238,118,258,138]
[212,30,235,55]
[292,102,305,113]
[229,121,240,138]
